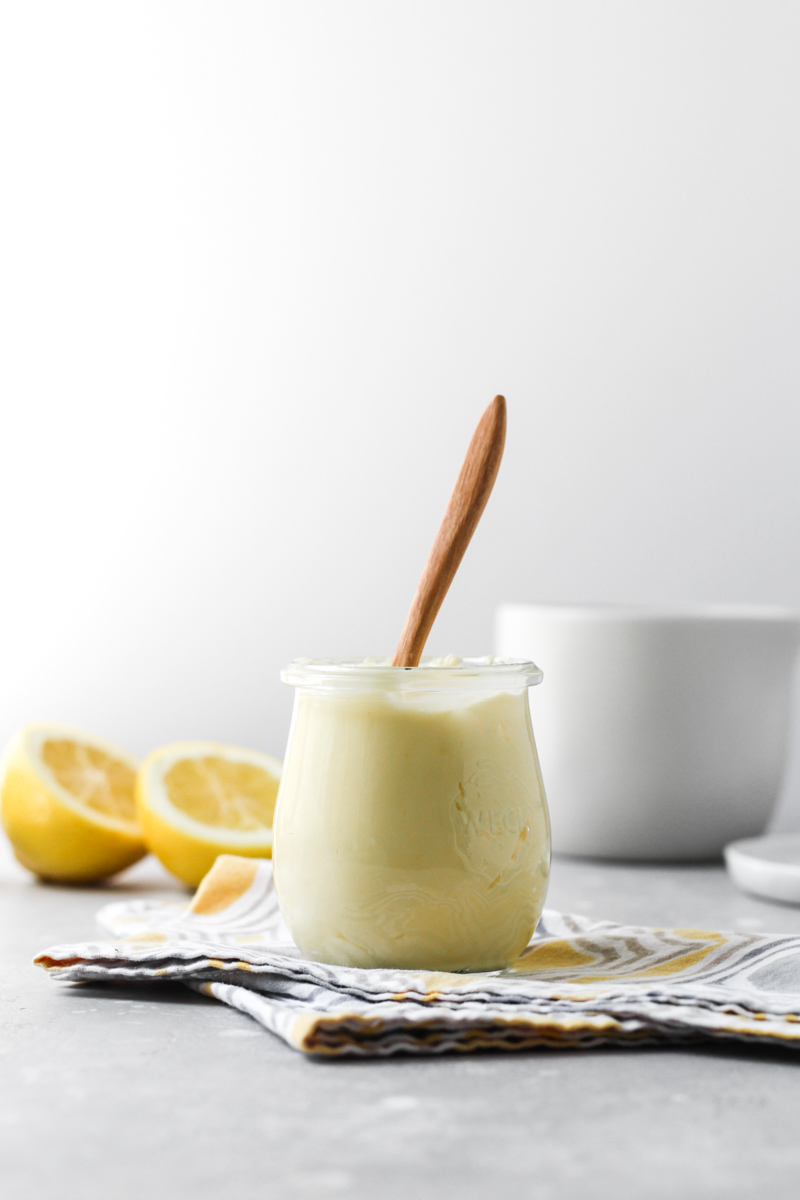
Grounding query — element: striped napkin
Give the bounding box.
[35,855,800,1057]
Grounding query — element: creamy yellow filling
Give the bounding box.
[274,688,549,971]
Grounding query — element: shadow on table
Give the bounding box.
[58,979,217,1006]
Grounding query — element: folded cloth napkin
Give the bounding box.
[35,855,800,1057]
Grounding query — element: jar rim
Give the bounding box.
[280,656,543,690]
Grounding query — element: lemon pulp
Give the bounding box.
[164,756,278,831]
[43,739,138,821]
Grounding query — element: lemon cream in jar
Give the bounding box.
[273,657,550,971]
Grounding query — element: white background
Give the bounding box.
[2,2,800,821]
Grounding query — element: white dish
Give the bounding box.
[495,603,800,860]
[725,834,800,904]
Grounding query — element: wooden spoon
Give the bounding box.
[392,395,507,668]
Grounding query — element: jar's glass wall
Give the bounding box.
[273,662,549,972]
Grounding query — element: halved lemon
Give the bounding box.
[136,742,282,887]
[0,723,146,882]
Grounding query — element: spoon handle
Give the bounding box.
[392,395,507,668]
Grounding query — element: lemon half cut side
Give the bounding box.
[136,742,282,888]
[0,723,146,883]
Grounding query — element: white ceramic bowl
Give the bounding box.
[496,604,800,860]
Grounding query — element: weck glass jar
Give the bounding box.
[272,657,550,972]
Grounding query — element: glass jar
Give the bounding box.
[273,657,550,972]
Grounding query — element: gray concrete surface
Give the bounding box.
[2,844,800,1200]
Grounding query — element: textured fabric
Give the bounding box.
[35,856,800,1057]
